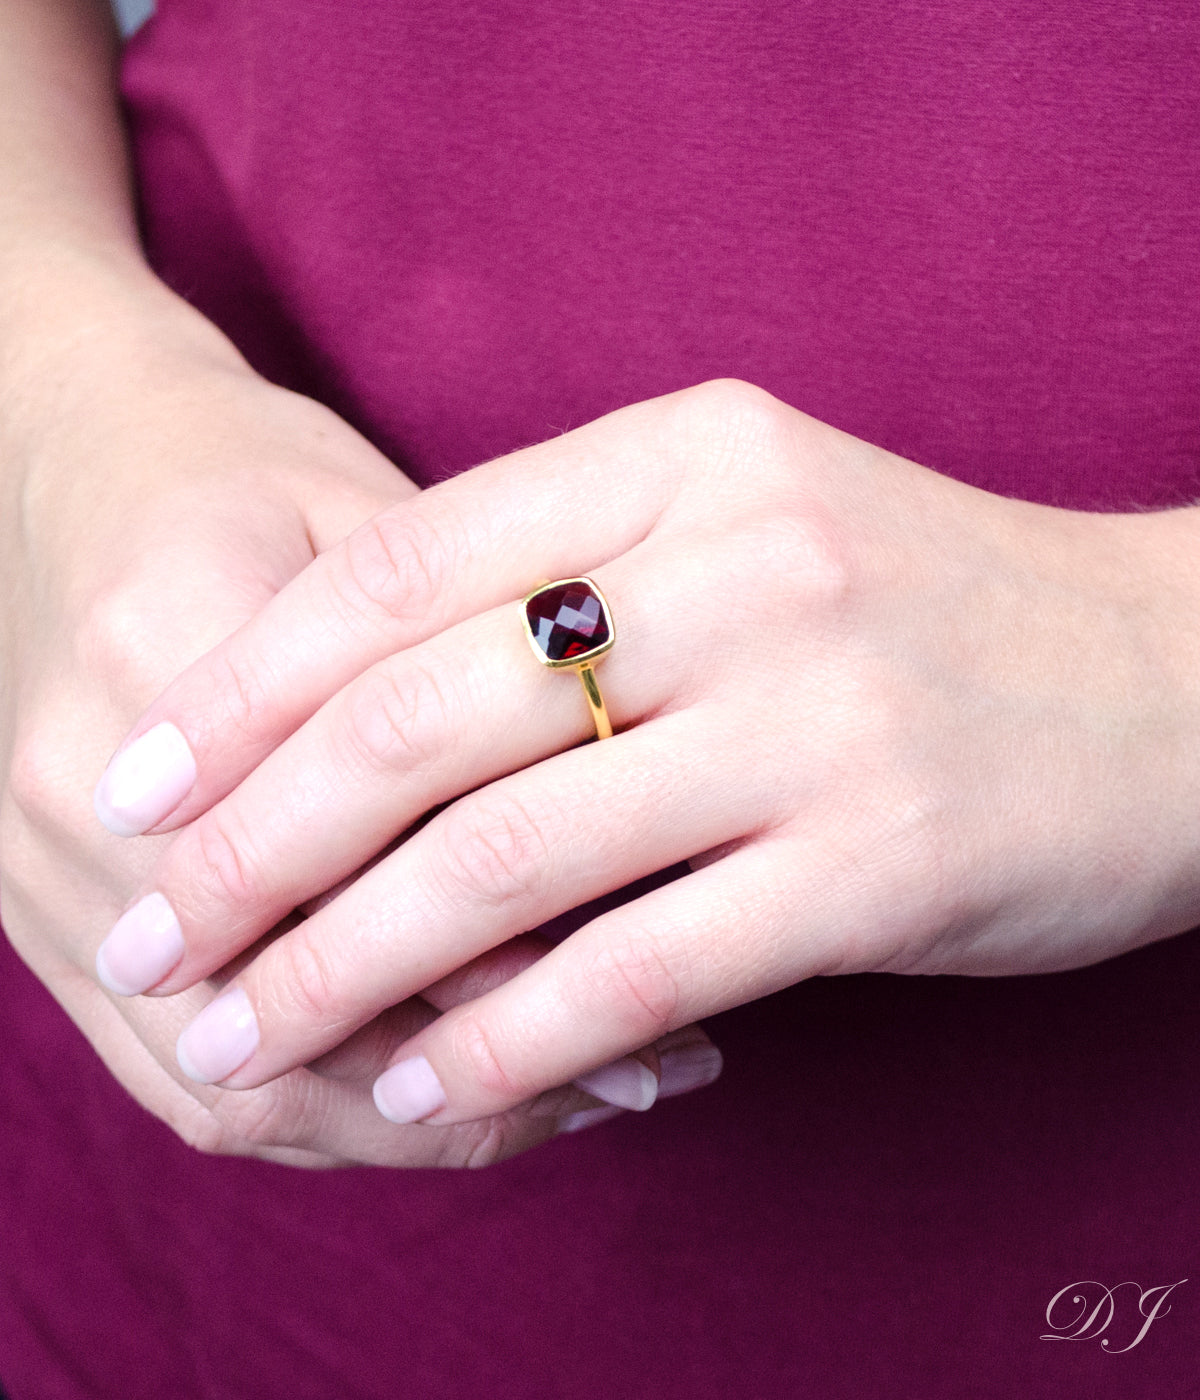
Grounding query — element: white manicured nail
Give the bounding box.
[95,892,184,996]
[573,1056,658,1112]
[176,988,259,1084]
[373,1056,448,1124]
[94,721,197,836]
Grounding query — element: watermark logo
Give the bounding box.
[1041,1279,1186,1353]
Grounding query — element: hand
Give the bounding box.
[91,377,1200,1125]
[0,289,647,1165]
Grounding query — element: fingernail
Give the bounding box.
[176,987,259,1084]
[573,1056,658,1112]
[94,721,197,836]
[658,1041,724,1097]
[558,1105,626,1134]
[373,1056,447,1124]
[95,892,184,996]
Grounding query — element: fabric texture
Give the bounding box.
[1,1,1198,1395]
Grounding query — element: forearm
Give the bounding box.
[0,0,145,346]
[0,0,240,456]
[0,0,133,256]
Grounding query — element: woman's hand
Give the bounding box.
[0,284,657,1165]
[92,377,1200,1125]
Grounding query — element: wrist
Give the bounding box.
[0,247,249,471]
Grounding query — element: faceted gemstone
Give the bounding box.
[525,579,611,662]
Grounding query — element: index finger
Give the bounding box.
[92,392,685,837]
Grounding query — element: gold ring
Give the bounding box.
[521,576,615,741]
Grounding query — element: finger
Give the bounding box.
[95,546,688,997]
[307,996,659,1120]
[194,1057,577,1167]
[92,392,690,837]
[295,465,420,556]
[111,973,584,1168]
[38,960,348,1169]
[309,934,718,1111]
[83,910,586,1166]
[169,707,753,1093]
[302,934,558,1083]
[302,992,442,1082]
[372,837,840,1125]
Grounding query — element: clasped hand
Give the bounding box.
[92,378,1200,1130]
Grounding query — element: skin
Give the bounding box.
[0,0,706,1168]
[98,374,1200,1125]
[10,0,1200,1147]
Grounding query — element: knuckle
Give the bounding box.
[584,933,684,1041]
[76,584,160,694]
[188,806,272,912]
[6,726,73,830]
[78,585,261,747]
[204,1084,308,1152]
[208,647,273,746]
[6,708,100,838]
[434,794,554,911]
[674,379,799,504]
[270,924,349,1029]
[789,508,853,601]
[335,507,460,629]
[423,1116,529,1171]
[461,1118,519,1170]
[171,1117,227,1157]
[167,1100,248,1157]
[339,658,453,776]
[733,508,852,613]
[449,1014,531,1106]
[690,376,784,425]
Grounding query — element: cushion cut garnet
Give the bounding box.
[525,579,611,663]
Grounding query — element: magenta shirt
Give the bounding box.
[1,2,1198,1394]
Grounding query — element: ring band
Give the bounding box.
[521,576,615,741]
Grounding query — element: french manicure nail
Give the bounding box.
[94,721,197,836]
[658,1041,724,1097]
[558,1104,626,1134]
[573,1056,658,1112]
[95,892,184,996]
[176,987,259,1084]
[373,1056,447,1124]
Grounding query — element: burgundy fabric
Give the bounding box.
[2,1,1199,1394]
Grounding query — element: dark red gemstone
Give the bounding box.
[525,580,610,662]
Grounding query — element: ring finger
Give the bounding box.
[95,550,706,999]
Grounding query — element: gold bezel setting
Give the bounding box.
[521,576,615,740]
[521,576,615,669]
